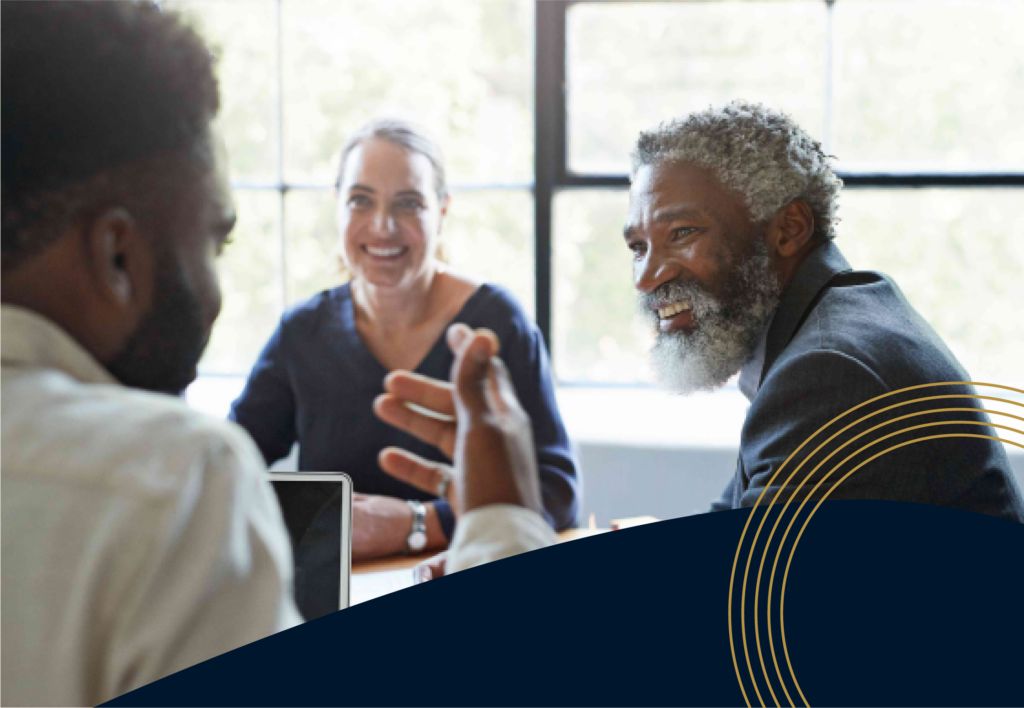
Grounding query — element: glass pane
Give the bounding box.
[553,190,654,383]
[283,190,339,305]
[281,0,532,185]
[553,188,1024,387]
[201,191,283,375]
[833,0,1024,168]
[168,0,278,182]
[285,189,534,315]
[838,188,1024,385]
[443,189,535,315]
[567,1,827,174]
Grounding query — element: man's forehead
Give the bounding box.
[630,161,716,195]
[627,160,745,224]
[627,163,698,217]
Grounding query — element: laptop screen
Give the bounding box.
[270,476,351,621]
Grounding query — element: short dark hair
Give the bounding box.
[1,1,220,268]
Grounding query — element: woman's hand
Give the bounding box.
[351,493,443,561]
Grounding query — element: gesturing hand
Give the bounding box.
[373,323,542,516]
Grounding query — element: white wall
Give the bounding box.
[189,378,1024,526]
[574,440,1024,527]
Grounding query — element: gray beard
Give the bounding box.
[640,241,781,395]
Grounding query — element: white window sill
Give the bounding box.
[187,374,748,451]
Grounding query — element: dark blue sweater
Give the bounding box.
[229,283,580,537]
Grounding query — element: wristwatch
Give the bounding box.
[405,500,427,553]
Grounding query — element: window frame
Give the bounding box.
[209,0,1024,380]
[203,0,534,377]
[534,0,1024,380]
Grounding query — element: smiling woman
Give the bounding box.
[229,119,579,561]
[334,121,450,299]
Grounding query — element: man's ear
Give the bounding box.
[767,199,815,258]
[82,207,154,311]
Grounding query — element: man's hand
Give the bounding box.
[374,323,542,516]
[412,552,447,583]
[375,373,458,459]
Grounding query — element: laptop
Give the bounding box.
[268,472,353,621]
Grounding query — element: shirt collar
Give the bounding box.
[738,241,852,401]
[738,324,769,402]
[1,304,117,386]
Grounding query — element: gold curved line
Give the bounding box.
[728,384,991,707]
[728,383,1023,706]
[759,406,1024,702]
[778,427,1024,705]
[776,421,1024,703]
[733,387,1019,708]
[731,387,1023,706]
[740,394,1022,706]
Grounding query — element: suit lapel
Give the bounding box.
[759,241,852,386]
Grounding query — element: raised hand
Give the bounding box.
[374,324,541,516]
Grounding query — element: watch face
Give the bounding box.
[408,530,428,551]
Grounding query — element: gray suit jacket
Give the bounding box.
[712,241,1024,522]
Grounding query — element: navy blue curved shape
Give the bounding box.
[106,501,1024,707]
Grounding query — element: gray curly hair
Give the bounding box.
[631,101,842,241]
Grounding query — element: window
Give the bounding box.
[543,0,1024,385]
[168,0,534,378]
[176,0,1023,395]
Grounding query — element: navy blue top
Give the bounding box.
[229,283,580,538]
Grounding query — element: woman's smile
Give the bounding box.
[362,244,408,260]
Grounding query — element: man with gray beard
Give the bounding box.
[623,101,1022,517]
[641,235,780,396]
[380,101,1023,544]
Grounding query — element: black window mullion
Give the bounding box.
[534,0,571,352]
[547,171,1024,190]
[275,0,288,312]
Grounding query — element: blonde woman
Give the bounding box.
[230,119,578,560]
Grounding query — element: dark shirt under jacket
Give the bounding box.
[230,283,580,537]
[715,241,1024,521]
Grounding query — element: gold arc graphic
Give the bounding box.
[778,430,1024,706]
[738,394,1020,705]
[766,413,1024,703]
[758,407,1024,704]
[729,383,1024,708]
[727,382,1020,706]
[769,419,1024,704]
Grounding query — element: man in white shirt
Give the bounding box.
[1,3,542,705]
[2,305,302,704]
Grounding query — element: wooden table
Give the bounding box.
[349,528,607,604]
[352,527,606,575]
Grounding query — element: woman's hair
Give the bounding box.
[333,119,450,277]
[333,118,448,201]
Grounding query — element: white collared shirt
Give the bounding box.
[447,504,557,574]
[1,305,301,706]
[1,305,555,704]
